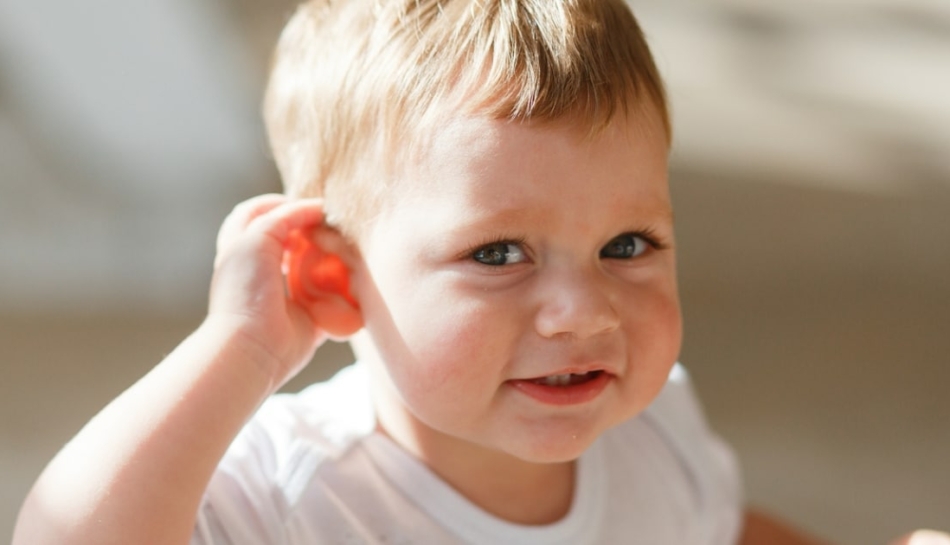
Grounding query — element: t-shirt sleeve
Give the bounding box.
[191,365,372,545]
[643,363,745,545]
[191,400,296,545]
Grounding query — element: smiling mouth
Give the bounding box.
[530,370,604,387]
[511,369,611,405]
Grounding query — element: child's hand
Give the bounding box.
[13,195,363,545]
[207,194,362,390]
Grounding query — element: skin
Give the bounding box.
[14,108,941,543]
[13,197,353,544]
[348,107,681,523]
[740,510,833,545]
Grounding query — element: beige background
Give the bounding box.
[2,1,949,543]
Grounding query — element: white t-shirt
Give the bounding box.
[193,363,743,544]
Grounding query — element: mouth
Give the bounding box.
[529,370,605,387]
[509,370,611,406]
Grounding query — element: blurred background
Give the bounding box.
[1,0,948,542]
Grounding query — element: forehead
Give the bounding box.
[392,107,670,217]
[351,106,672,256]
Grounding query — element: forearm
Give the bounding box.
[13,318,279,545]
[739,509,833,545]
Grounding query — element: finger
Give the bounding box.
[245,198,326,243]
[216,194,287,258]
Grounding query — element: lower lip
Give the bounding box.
[508,373,611,406]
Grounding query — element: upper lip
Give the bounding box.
[511,342,623,380]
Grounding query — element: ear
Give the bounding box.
[284,226,363,338]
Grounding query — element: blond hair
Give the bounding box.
[264,0,669,237]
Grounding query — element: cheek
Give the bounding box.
[629,272,681,341]
[381,293,525,433]
[643,288,682,352]
[368,274,517,394]
[411,301,515,385]
[623,282,683,380]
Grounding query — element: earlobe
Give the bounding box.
[284,227,363,337]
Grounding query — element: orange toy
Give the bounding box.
[284,229,358,308]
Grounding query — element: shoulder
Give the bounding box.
[222,363,374,475]
[605,363,744,544]
[641,363,717,450]
[610,364,725,459]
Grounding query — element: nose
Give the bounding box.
[534,268,621,340]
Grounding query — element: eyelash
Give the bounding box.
[462,229,668,263]
[625,228,668,252]
[460,236,528,261]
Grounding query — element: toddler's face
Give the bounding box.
[350,106,680,464]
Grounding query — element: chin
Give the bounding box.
[500,423,605,464]
[506,441,593,465]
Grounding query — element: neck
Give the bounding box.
[376,419,576,525]
[363,367,576,525]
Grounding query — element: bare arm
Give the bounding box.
[14,320,280,545]
[740,509,950,545]
[739,509,832,545]
[13,195,361,545]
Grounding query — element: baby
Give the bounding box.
[15,1,937,544]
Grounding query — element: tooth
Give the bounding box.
[537,373,591,386]
[539,374,564,386]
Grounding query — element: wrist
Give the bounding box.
[196,315,289,395]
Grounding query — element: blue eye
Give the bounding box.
[472,242,526,266]
[600,234,650,259]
